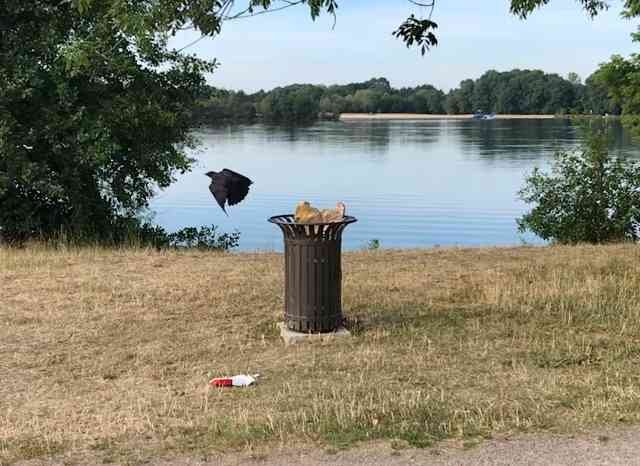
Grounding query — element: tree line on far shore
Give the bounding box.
[192,69,619,125]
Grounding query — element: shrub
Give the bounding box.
[164,225,240,251]
[0,221,240,252]
[366,239,381,251]
[518,122,640,244]
[104,223,240,251]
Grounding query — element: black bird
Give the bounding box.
[205,169,253,215]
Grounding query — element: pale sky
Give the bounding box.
[169,0,638,92]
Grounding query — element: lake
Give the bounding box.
[150,119,637,251]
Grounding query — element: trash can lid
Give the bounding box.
[268,214,357,226]
[268,214,357,240]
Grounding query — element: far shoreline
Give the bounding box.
[339,113,561,121]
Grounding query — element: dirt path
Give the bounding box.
[13,428,640,465]
[159,429,640,466]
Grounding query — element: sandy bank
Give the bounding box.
[339,112,559,121]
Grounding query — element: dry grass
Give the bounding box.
[2,244,640,464]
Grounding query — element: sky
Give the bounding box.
[169,0,639,92]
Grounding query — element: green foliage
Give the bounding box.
[518,121,640,244]
[194,69,605,124]
[192,88,258,124]
[509,0,609,19]
[0,1,217,243]
[447,69,600,115]
[366,239,381,251]
[300,0,621,54]
[594,55,640,114]
[567,72,582,86]
[163,225,240,250]
[258,84,324,122]
[237,0,631,56]
[592,54,640,139]
[446,79,475,114]
[582,74,621,116]
[569,3,640,137]
[393,15,438,56]
[0,219,240,251]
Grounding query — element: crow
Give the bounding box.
[205,169,253,215]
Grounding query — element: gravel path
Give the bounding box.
[157,429,640,466]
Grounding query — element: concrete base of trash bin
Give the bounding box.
[277,322,351,345]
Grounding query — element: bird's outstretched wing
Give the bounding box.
[209,178,229,215]
[221,168,253,206]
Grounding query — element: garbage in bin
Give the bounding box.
[209,374,259,388]
[294,201,346,224]
[320,201,346,223]
[294,201,322,223]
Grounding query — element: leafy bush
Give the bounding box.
[366,239,381,251]
[101,223,240,251]
[0,220,240,252]
[518,122,640,244]
[163,225,240,251]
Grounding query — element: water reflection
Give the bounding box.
[151,119,638,251]
[455,119,575,163]
[341,121,392,156]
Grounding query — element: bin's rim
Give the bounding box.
[268,214,357,227]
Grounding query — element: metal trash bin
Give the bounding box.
[268,214,357,333]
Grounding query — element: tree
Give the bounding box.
[391,0,616,55]
[192,88,257,124]
[393,0,619,54]
[1,1,216,242]
[195,70,591,121]
[352,89,380,113]
[518,122,640,244]
[413,87,445,113]
[595,58,640,113]
[456,79,476,113]
[590,31,640,130]
[257,84,322,121]
[582,73,619,115]
[567,72,582,86]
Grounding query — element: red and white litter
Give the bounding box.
[209,374,259,388]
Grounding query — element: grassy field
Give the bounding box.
[2,244,640,464]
